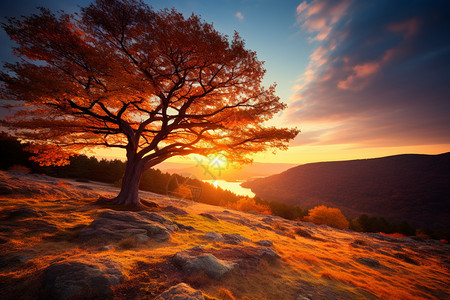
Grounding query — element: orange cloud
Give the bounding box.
[297,0,351,41]
[338,62,380,90]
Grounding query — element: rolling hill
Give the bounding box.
[0,170,448,299]
[243,153,450,229]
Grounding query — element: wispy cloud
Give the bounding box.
[235,11,244,21]
[290,0,450,148]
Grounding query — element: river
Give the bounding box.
[203,179,255,197]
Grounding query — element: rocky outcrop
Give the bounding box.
[222,233,250,245]
[4,207,47,219]
[155,283,205,300]
[43,258,123,300]
[172,252,236,279]
[256,239,273,247]
[78,209,177,243]
[162,205,188,215]
[199,213,218,221]
[202,231,224,242]
[200,232,251,244]
[355,257,382,269]
[207,246,281,271]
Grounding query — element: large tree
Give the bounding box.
[0,0,298,207]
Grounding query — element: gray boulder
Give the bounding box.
[199,213,218,221]
[79,210,176,243]
[44,258,123,300]
[222,233,250,245]
[172,252,236,279]
[202,231,224,242]
[256,239,273,247]
[356,257,382,268]
[162,206,188,215]
[258,247,281,260]
[155,283,205,300]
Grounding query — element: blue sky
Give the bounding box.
[1,0,449,164]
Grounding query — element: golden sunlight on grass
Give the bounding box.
[0,171,449,299]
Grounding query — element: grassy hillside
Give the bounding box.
[243,153,450,229]
[0,171,448,299]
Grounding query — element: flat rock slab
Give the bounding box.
[222,233,250,245]
[209,246,281,271]
[79,209,177,243]
[44,258,123,300]
[202,231,224,242]
[3,206,48,219]
[199,213,218,221]
[155,283,205,300]
[256,239,274,247]
[172,252,236,279]
[355,257,383,269]
[162,205,188,215]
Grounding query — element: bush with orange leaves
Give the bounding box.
[226,197,272,215]
[304,205,349,229]
[172,184,193,200]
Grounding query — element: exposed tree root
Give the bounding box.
[94,196,158,211]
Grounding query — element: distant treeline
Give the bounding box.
[0,133,447,241]
[0,133,305,219]
[350,214,449,241]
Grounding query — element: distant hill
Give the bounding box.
[243,153,450,229]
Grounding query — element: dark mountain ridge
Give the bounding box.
[243,153,450,229]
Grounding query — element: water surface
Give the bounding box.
[203,179,255,197]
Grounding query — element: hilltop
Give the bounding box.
[0,170,449,299]
[243,153,450,229]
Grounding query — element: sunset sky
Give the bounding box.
[1,0,449,164]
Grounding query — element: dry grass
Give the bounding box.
[0,171,449,300]
[217,288,236,300]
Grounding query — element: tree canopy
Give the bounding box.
[0,0,298,206]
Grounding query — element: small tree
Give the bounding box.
[305,205,349,229]
[0,0,298,207]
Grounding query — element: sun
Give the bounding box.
[207,153,229,170]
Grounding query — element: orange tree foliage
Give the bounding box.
[0,0,298,206]
[304,205,349,229]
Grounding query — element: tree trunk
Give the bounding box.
[112,157,145,207]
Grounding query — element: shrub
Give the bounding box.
[266,199,307,220]
[8,165,31,173]
[351,214,417,236]
[304,205,349,229]
[172,184,194,200]
[57,180,70,188]
[227,197,272,215]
